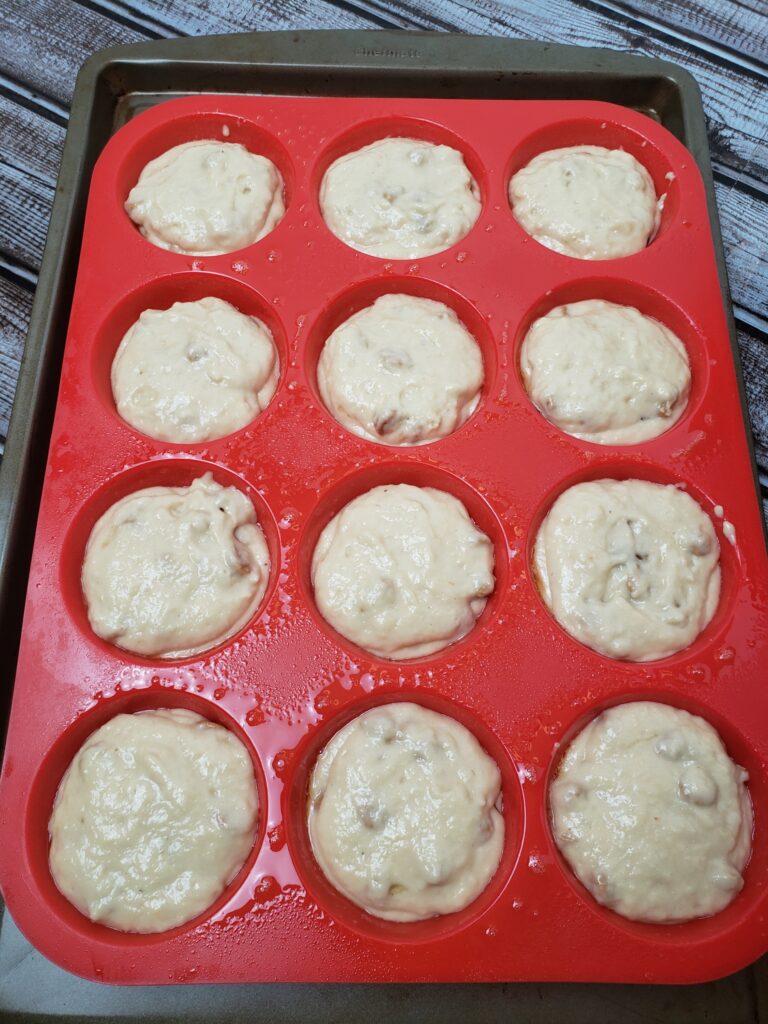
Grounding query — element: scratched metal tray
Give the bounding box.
[0,29,764,1022]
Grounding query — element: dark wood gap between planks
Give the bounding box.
[310,0,402,30]
[588,0,767,74]
[0,260,38,293]
[73,0,167,40]
[327,0,768,75]
[0,72,69,126]
[713,167,768,206]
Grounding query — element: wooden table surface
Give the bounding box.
[0,1,767,1020]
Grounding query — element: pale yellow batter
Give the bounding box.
[509,145,659,260]
[82,473,270,658]
[111,297,279,443]
[317,293,483,445]
[551,702,752,923]
[308,702,504,921]
[320,137,481,259]
[311,484,494,660]
[126,140,284,254]
[49,709,259,933]
[534,479,720,661]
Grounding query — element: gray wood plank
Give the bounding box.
[614,0,768,65]
[0,94,65,272]
[94,0,378,38]
[349,0,768,184]
[0,0,374,110]
[0,0,144,107]
[0,94,65,183]
[716,179,768,322]
[0,275,31,440]
[0,168,50,272]
[740,320,768,471]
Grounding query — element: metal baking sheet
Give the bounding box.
[0,28,763,1021]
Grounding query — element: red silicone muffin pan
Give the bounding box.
[1,95,767,986]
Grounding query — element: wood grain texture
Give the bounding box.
[612,0,768,65]
[0,96,65,272]
[96,0,376,37]
[0,0,143,107]
[0,94,64,184]
[715,179,768,322]
[0,275,31,441]
[740,320,768,470]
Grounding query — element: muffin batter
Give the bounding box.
[308,702,504,921]
[317,293,484,445]
[521,299,690,445]
[49,708,259,933]
[82,473,270,658]
[509,145,659,260]
[550,701,752,923]
[111,297,280,443]
[534,479,720,661]
[311,484,494,660]
[319,137,481,259]
[125,140,284,255]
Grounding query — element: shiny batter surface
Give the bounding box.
[49,709,259,933]
[319,137,481,259]
[125,140,284,255]
[521,299,690,445]
[82,473,270,658]
[551,701,752,923]
[311,484,495,660]
[509,145,659,260]
[534,479,720,661]
[308,702,504,921]
[317,293,483,445]
[111,297,279,443]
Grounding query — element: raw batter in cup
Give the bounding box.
[550,701,752,923]
[311,483,494,660]
[49,708,259,933]
[319,137,481,259]
[534,479,720,661]
[317,293,484,445]
[82,473,270,658]
[308,702,504,921]
[111,296,279,443]
[509,145,659,260]
[126,140,284,254]
[520,299,690,445]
